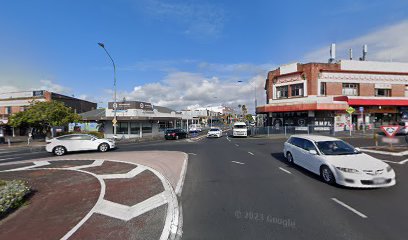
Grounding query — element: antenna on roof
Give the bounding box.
[328,43,336,63]
[360,44,368,61]
[349,48,353,60]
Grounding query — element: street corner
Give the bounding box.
[0,159,181,240]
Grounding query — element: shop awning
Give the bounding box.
[334,96,408,106]
[256,102,348,113]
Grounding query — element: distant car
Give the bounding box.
[165,129,188,140]
[233,122,247,137]
[46,134,115,156]
[397,122,408,135]
[207,128,222,138]
[283,135,396,188]
[189,124,202,133]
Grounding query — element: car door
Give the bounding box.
[79,135,98,150]
[290,138,306,167]
[301,139,321,173]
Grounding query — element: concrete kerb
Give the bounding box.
[0,158,183,240]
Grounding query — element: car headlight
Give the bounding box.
[386,165,393,172]
[336,167,360,174]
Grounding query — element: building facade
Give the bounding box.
[0,90,97,136]
[256,60,408,131]
[80,101,193,139]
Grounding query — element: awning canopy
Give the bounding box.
[334,96,408,106]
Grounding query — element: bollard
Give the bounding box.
[7,138,11,147]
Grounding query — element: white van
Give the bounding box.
[233,122,248,137]
[189,124,202,133]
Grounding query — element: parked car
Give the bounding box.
[46,134,115,156]
[189,124,202,133]
[397,121,408,135]
[165,129,188,140]
[233,122,247,137]
[283,135,396,188]
[207,128,222,138]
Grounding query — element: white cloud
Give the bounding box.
[304,20,408,62]
[0,79,71,96]
[39,79,71,94]
[114,69,267,114]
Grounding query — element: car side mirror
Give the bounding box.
[91,137,97,141]
[309,150,318,155]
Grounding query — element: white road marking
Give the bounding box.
[175,153,189,196]
[279,167,292,174]
[235,144,239,147]
[382,159,408,165]
[231,161,245,165]
[0,157,20,162]
[248,152,254,155]
[187,153,197,155]
[331,198,368,219]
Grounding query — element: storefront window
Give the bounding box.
[130,122,140,134]
[291,84,303,97]
[158,121,167,132]
[276,86,288,99]
[142,122,152,133]
[342,83,359,96]
[375,89,391,97]
[117,122,128,134]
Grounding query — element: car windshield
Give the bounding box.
[234,125,246,129]
[210,129,219,131]
[316,140,359,155]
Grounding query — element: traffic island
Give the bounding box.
[0,159,181,240]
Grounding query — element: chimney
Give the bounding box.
[362,44,367,61]
[349,48,353,60]
[329,43,336,63]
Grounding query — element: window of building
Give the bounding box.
[320,82,326,96]
[276,86,288,99]
[405,85,408,97]
[130,122,140,134]
[117,122,128,134]
[291,83,303,97]
[342,83,359,96]
[142,122,152,133]
[5,106,12,114]
[158,121,167,132]
[375,89,391,97]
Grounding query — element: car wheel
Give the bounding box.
[98,143,110,152]
[286,152,294,164]
[53,146,66,156]
[321,166,336,185]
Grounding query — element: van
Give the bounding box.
[189,124,202,133]
[233,122,247,137]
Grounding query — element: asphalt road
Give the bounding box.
[1,134,407,240]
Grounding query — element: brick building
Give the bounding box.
[256,60,408,131]
[0,90,96,136]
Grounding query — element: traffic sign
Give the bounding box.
[113,102,118,109]
[346,107,355,114]
[359,107,364,112]
[380,125,401,137]
[112,118,117,125]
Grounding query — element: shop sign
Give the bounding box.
[380,125,400,137]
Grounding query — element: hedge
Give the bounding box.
[0,179,31,217]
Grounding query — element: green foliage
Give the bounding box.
[8,101,81,131]
[245,114,253,123]
[0,179,31,217]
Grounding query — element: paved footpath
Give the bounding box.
[0,151,187,240]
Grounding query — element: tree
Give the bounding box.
[9,101,82,134]
[245,114,253,123]
[241,105,248,116]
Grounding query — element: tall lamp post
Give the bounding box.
[98,42,118,137]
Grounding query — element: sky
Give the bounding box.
[1,0,408,113]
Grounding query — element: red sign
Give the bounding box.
[380,125,401,137]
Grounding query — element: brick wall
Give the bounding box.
[326,82,342,95]
[359,83,375,96]
[299,63,340,95]
[392,84,405,97]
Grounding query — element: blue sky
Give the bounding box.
[1,0,408,112]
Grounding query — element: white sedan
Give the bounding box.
[283,135,396,188]
[207,128,222,138]
[46,134,116,156]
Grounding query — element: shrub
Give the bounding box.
[0,179,31,217]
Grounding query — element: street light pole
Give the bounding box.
[98,42,117,137]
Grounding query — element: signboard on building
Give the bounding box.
[33,90,44,97]
[380,125,400,137]
[108,101,153,110]
[346,107,355,114]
